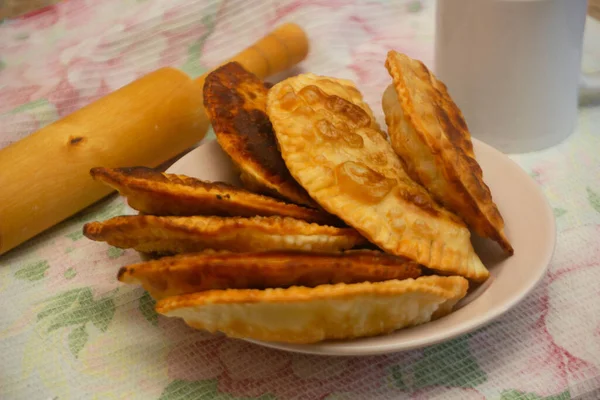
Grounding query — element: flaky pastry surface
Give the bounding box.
[118,249,421,299]
[203,62,316,207]
[156,276,469,343]
[83,215,365,255]
[267,73,488,281]
[383,51,512,254]
[90,167,338,225]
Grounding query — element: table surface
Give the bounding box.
[1,1,600,399]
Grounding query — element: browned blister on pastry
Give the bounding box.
[90,167,339,225]
[118,249,422,299]
[383,51,512,254]
[203,61,317,207]
[155,276,469,344]
[83,215,366,255]
[267,73,489,281]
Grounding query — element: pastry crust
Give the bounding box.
[383,51,512,254]
[267,73,489,281]
[203,62,317,207]
[90,167,339,225]
[118,249,421,299]
[156,276,469,344]
[83,215,366,255]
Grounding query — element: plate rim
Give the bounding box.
[166,137,557,356]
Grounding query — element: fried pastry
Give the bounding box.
[203,62,317,207]
[90,167,339,225]
[286,74,385,136]
[83,215,365,255]
[383,51,513,254]
[267,73,489,281]
[155,276,469,344]
[118,249,422,299]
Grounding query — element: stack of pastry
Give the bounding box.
[84,52,512,344]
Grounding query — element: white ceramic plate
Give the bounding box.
[166,138,556,356]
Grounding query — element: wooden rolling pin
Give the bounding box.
[0,23,309,255]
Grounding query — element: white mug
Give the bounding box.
[434,0,600,154]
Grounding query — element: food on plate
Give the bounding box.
[383,51,513,254]
[203,61,317,207]
[90,166,339,225]
[155,275,469,344]
[83,215,366,254]
[83,51,513,345]
[267,73,489,281]
[117,249,422,299]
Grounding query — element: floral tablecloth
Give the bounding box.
[1,1,600,399]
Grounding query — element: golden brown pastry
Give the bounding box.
[155,276,469,344]
[90,167,339,225]
[118,249,422,299]
[203,62,317,207]
[267,73,489,281]
[383,51,512,254]
[83,215,366,255]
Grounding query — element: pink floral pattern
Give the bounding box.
[1,0,600,399]
[164,327,400,399]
